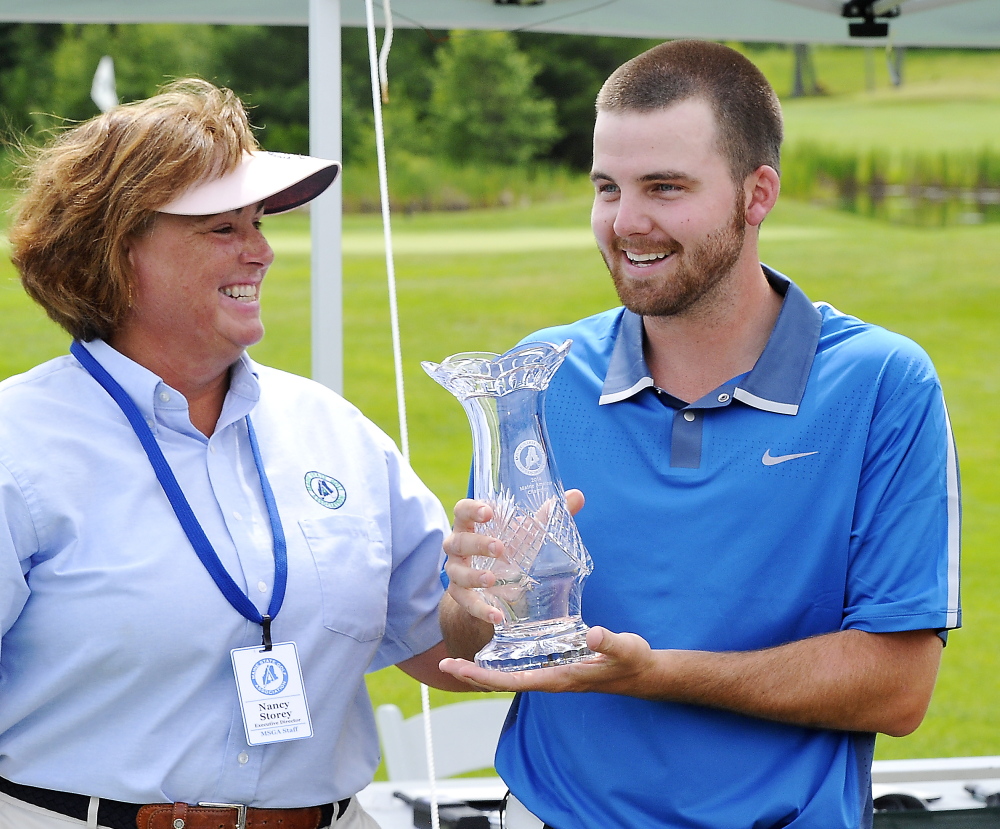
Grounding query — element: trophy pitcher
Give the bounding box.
[422,340,593,671]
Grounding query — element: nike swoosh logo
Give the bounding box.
[762,449,819,466]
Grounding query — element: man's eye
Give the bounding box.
[213,225,234,234]
[595,183,618,194]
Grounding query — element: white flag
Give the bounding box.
[91,56,118,113]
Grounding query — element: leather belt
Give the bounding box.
[0,776,347,829]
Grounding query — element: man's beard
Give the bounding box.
[604,195,746,318]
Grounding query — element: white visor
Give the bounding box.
[159,151,341,216]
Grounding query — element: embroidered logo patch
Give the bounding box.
[304,471,347,509]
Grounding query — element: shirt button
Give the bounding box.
[233,511,243,521]
[683,411,696,422]
[209,444,217,454]
[238,752,249,765]
[718,393,731,403]
[258,581,268,593]
[145,418,155,429]
[158,391,170,402]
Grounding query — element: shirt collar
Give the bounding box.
[599,266,821,415]
[78,339,261,432]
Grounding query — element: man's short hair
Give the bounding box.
[8,79,258,342]
[596,40,783,184]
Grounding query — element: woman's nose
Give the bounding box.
[244,228,275,267]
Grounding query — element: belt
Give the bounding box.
[0,776,348,829]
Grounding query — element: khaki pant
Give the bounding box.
[0,791,381,829]
[503,793,547,829]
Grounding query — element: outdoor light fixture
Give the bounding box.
[842,0,901,37]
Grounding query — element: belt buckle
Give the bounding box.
[198,801,248,829]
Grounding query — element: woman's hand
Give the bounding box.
[442,499,506,625]
[442,490,585,626]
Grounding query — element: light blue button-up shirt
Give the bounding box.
[0,340,449,806]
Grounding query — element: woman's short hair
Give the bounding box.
[596,40,783,184]
[7,78,259,342]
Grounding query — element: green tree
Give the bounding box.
[0,24,61,138]
[369,27,448,160]
[45,24,216,124]
[427,30,560,165]
[212,26,445,162]
[212,26,310,155]
[513,33,661,170]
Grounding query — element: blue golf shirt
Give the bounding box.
[495,267,961,829]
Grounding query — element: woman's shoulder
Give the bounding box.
[0,354,82,411]
[249,362,360,413]
[248,361,395,447]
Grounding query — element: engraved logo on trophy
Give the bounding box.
[422,340,593,671]
[513,440,545,477]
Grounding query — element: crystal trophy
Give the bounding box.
[422,340,593,671]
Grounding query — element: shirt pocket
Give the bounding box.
[299,514,390,642]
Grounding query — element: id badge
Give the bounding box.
[231,641,314,746]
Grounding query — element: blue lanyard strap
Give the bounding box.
[70,341,287,648]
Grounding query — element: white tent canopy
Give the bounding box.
[1,0,998,389]
[3,0,999,46]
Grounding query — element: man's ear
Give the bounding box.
[744,165,780,228]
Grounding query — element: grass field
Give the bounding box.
[340,46,1000,214]
[747,43,1000,101]
[1,42,998,780]
[2,192,997,773]
[279,198,1000,767]
[747,44,1000,154]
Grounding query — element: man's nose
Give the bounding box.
[612,192,655,237]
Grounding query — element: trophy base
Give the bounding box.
[475,618,592,672]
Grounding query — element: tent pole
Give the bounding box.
[309,0,344,392]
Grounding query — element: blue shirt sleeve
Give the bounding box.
[843,345,961,633]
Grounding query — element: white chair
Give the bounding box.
[375,697,513,781]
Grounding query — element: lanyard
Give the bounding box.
[71,340,287,650]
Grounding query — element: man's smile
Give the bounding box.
[624,250,670,266]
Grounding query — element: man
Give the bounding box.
[438,40,961,829]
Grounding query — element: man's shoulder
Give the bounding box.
[519,307,626,354]
[812,302,942,415]
[815,301,936,369]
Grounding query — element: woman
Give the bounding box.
[0,79,464,829]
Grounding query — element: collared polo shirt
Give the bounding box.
[495,267,961,829]
[598,267,819,469]
[0,340,449,807]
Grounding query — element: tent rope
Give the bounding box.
[363,1,441,828]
